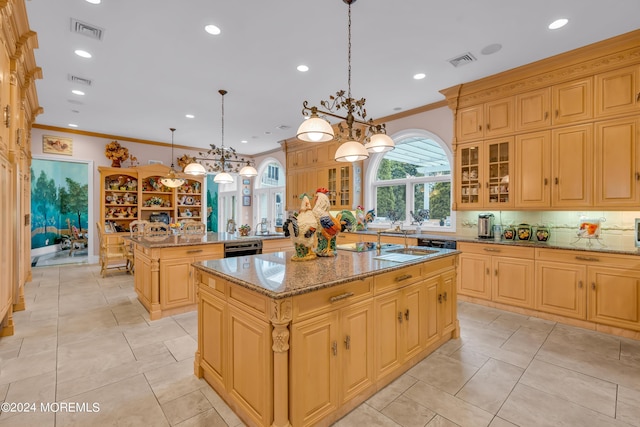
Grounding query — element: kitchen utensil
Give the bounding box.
[478,213,495,238]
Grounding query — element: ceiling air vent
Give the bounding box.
[68,74,92,86]
[70,18,104,41]
[448,52,477,68]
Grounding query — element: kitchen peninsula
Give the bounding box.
[129,232,292,320]
[193,246,459,427]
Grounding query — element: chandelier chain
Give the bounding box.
[347,1,352,101]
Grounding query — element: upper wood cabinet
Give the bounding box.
[516,88,551,132]
[595,65,640,118]
[551,124,593,207]
[515,131,551,208]
[456,98,514,142]
[551,77,593,125]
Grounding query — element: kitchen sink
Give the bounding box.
[336,242,396,252]
[386,247,439,256]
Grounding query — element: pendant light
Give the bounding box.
[213,90,234,184]
[159,128,186,188]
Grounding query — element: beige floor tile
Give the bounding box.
[407,352,479,395]
[174,408,229,427]
[123,319,191,351]
[457,302,502,324]
[161,389,213,425]
[165,335,198,362]
[145,358,207,404]
[366,374,417,411]
[18,336,57,357]
[458,319,512,348]
[498,383,626,427]
[200,385,243,427]
[333,403,401,426]
[455,358,524,414]
[488,417,517,427]
[0,409,55,426]
[447,345,491,369]
[426,415,461,427]
[55,374,168,427]
[403,380,493,427]
[617,386,640,427]
[546,323,622,360]
[621,338,640,367]
[520,359,617,417]
[457,339,533,369]
[0,371,56,423]
[0,349,57,386]
[57,292,110,317]
[380,394,436,427]
[499,326,549,357]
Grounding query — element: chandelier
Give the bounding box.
[296,0,394,162]
[184,90,258,183]
[159,128,186,188]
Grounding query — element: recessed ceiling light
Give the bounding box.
[481,43,502,55]
[85,0,101,4]
[548,18,568,30]
[74,49,92,58]
[241,140,248,144]
[205,24,221,35]
[185,114,195,119]
[297,65,309,72]
[68,123,78,128]
[413,73,426,80]
[71,89,85,96]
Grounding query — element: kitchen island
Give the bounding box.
[129,232,292,320]
[193,246,459,427]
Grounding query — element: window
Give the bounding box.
[254,159,285,231]
[367,130,453,230]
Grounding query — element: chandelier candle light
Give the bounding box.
[184,90,258,182]
[159,128,186,188]
[297,0,394,162]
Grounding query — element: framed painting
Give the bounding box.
[43,135,73,155]
[242,195,251,206]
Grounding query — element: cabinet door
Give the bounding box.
[458,252,491,300]
[134,251,153,307]
[535,261,586,319]
[227,306,273,426]
[595,118,639,207]
[456,105,484,141]
[339,301,374,404]
[291,312,339,427]
[595,65,640,118]
[516,88,551,131]
[337,165,351,209]
[439,270,456,337]
[199,289,226,390]
[160,258,195,310]
[552,78,593,124]
[456,143,483,208]
[551,124,593,207]
[424,276,441,348]
[588,266,640,332]
[485,98,514,137]
[373,291,402,379]
[492,256,534,309]
[515,131,551,208]
[403,282,427,361]
[484,137,513,208]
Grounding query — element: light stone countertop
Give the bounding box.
[194,246,459,299]
[126,231,287,248]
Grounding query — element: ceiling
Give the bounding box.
[25,0,640,156]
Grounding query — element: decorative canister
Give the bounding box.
[516,224,531,241]
[535,226,550,242]
[502,226,515,240]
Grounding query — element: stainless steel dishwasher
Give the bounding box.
[223,240,263,257]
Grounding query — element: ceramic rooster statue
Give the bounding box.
[283,194,318,261]
[312,188,341,256]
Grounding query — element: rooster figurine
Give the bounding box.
[312,188,341,256]
[283,194,318,261]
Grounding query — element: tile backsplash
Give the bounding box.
[456,210,640,250]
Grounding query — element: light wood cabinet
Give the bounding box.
[456,105,484,141]
[588,266,640,331]
[515,131,551,208]
[594,117,640,207]
[551,124,593,207]
[516,88,551,132]
[595,65,640,118]
[458,242,535,309]
[456,98,514,142]
[552,77,593,125]
[261,238,294,253]
[535,260,587,319]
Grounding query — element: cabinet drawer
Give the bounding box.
[229,285,271,320]
[201,272,227,299]
[374,264,423,294]
[459,242,534,259]
[293,278,372,321]
[535,248,640,269]
[161,244,223,260]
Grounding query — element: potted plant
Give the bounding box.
[238,224,251,236]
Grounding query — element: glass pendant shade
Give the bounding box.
[334,140,369,162]
[184,162,207,176]
[239,165,258,177]
[160,169,185,188]
[365,133,395,153]
[214,172,233,184]
[296,115,334,142]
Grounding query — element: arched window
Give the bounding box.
[254,159,285,231]
[366,129,454,231]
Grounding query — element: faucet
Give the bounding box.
[376,230,382,253]
[402,229,409,248]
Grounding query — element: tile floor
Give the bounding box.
[1,264,639,426]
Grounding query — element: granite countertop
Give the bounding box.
[194,246,459,299]
[127,231,287,248]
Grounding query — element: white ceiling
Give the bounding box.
[25,0,640,156]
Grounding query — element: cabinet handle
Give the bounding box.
[438,294,443,303]
[544,178,548,186]
[331,341,337,356]
[494,269,498,276]
[486,123,491,131]
[397,311,403,323]
[636,172,640,181]
[555,110,559,118]
[486,267,490,275]
[186,249,204,254]
[592,282,596,291]
[483,248,501,252]
[486,182,489,188]
[575,256,599,262]
[329,292,354,303]
[344,335,351,350]
[578,280,583,289]
[479,125,482,131]
[544,111,549,120]
[554,177,559,185]
[404,309,410,321]
[443,291,448,301]
[395,274,413,282]
[636,92,640,102]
